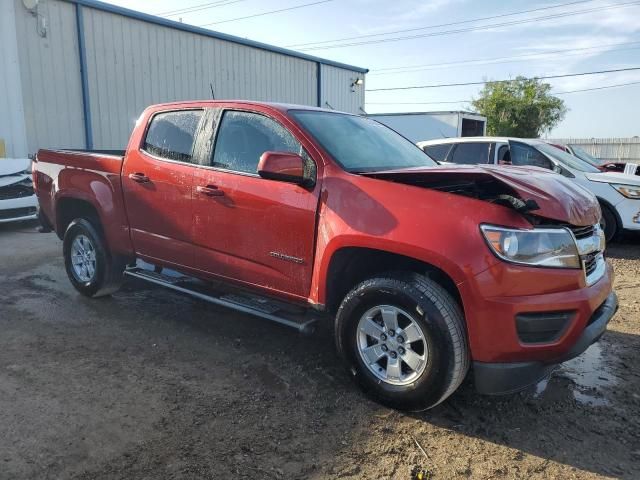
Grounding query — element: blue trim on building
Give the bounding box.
[316,62,322,107]
[64,0,368,74]
[75,4,93,149]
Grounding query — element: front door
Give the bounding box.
[191,108,320,299]
[122,109,204,267]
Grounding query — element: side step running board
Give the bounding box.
[124,267,317,335]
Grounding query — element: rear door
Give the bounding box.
[191,108,321,299]
[122,109,204,267]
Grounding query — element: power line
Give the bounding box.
[286,0,598,48]
[157,0,248,17]
[365,80,640,105]
[366,67,640,92]
[368,42,640,75]
[198,0,335,26]
[296,1,640,51]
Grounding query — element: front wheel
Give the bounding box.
[335,273,469,411]
[63,218,124,297]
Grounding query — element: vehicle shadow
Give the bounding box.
[607,231,640,260]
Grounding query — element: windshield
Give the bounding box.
[289,110,438,172]
[535,142,600,173]
[569,145,602,166]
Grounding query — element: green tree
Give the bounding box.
[472,77,567,137]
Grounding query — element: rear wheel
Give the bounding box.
[599,202,618,243]
[335,272,469,411]
[63,218,125,297]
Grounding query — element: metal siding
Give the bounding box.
[0,0,29,158]
[320,64,365,114]
[13,0,86,154]
[550,138,640,163]
[82,7,321,148]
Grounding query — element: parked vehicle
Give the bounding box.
[0,158,38,223]
[368,111,486,143]
[418,136,640,241]
[550,143,639,176]
[34,102,617,411]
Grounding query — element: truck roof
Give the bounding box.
[147,100,348,115]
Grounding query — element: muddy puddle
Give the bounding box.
[534,342,619,407]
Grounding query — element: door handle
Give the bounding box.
[197,185,224,197]
[129,172,150,183]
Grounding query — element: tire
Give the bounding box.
[599,202,618,243]
[63,218,125,297]
[335,272,469,411]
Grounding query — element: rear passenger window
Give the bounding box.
[143,110,203,163]
[424,144,452,162]
[450,143,490,164]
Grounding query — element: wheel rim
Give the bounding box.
[356,305,428,386]
[71,234,96,282]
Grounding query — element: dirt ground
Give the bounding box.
[1,220,639,480]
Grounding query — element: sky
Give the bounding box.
[106,0,640,138]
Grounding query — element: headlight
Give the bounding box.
[611,184,640,199]
[480,225,581,268]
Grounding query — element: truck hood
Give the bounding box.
[362,164,601,226]
[585,170,640,186]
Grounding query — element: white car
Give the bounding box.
[417,137,640,241]
[0,158,38,223]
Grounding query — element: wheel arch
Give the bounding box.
[55,196,102,240]
[324,246,464,316]
[596,196,622,231]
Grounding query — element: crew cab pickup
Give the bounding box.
[34,101,618,411]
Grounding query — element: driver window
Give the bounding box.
[211,111,306,174]
[510,143,552,170]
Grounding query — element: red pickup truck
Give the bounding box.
[34,101,617,411]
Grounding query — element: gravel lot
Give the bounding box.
[1,220,639,480]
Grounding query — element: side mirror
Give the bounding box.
[258,151,309,186]
[552,163,562,174]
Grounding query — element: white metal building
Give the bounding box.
[368,111,487,144]
[0,0,368,158]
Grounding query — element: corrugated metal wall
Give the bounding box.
[0,0,29,158]
[13,0,86,154]
[320,64,365,114]
[82,7,322,149]
[10,0,366,153]
[550,138,640,164]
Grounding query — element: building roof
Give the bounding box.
[368,111,484,117]
[65,0,369,74]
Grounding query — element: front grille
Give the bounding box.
[0,207,37,220]
[583,251,599,276]
[569,224,595,240]
[0,183,34,200]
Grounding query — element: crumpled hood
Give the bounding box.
[0,158,32,187]
[362,164,601,226]
[585,170,640,186]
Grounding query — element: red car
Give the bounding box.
[33,101,617,410]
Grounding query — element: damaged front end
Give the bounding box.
[362,164,601,226]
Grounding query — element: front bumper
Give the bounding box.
[0,194,38,223]
[474,291,618,395]
[615,197,640,230]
